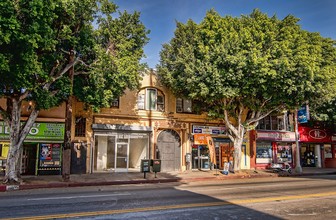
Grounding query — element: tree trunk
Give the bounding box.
[4,97,39,184]
[62,96,72,181]
[62,50,75,181]
[233,134,244,172]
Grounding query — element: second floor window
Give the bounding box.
[176,98,192,113]
[75,117,86,137]
[137,88,165,112]
[257,114,289,131]
[111,98,119,108]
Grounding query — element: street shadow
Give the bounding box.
[0,171,286,219]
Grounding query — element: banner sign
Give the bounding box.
[298,125,332,143]
[0,121,65,141]
[192,125,227,135]
[298,105,310,124]
[256,131,296,142]
[194,134,210,145]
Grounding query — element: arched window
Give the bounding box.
[137,88,165,112]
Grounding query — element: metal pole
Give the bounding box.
[294,109,302,173]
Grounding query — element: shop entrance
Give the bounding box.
[192,145,210,170]
[115,142,129,171]
[220,143,234,169]
[22,144,38,175]
[301,144,319,167]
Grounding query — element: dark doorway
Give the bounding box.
[71,143,87,174]
[157,129,181,172]
[22,144,38,175]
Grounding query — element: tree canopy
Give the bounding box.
[157,9,336,171]
[0,0,149,183]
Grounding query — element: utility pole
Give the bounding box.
[294,109,302,173]
[62,50,75,181]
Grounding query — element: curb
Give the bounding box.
[1,171,335,192]
[0,174,276,192]
[0,178,183,192]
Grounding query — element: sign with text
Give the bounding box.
[0,121,65,141]
[256,131,296,142]
[192,125,227,135]
[38,143,62,175]
[194,134,211,145]
[298,125,332,143]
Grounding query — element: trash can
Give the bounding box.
[152,159,161,173]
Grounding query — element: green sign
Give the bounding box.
[0,121,65,141]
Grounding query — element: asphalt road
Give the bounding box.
[0,174,336,220]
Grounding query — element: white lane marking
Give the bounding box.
[27,193,131,201]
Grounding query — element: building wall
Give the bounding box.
[72,71,245,172]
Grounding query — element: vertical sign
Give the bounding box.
[298,105,309,124]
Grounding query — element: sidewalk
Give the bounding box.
[1,167,336,192]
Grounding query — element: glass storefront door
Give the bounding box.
[192,145,210,170]
[115,143,129,171]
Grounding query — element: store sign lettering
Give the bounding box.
[309,129,327,140]
[257,131,295,141]
[0,122,42,136]
[192,125,227,135]
[0,121,65,140]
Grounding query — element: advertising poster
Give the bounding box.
[40,144,52,160]
[38,143,62,174]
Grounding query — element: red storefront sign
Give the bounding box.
[298,125,332,143]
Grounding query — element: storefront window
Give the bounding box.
[324,144,332,159]
[276,144,292,163]
[94,133,149,172]
[256,143,272,164]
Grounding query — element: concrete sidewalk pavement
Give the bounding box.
[1,167,336,192]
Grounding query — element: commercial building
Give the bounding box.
[0,102,66,175]
[298,122,336,168]
[72,71,249,173]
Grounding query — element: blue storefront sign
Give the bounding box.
[298,105,309,124]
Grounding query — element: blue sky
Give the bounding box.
[114,0,336,68]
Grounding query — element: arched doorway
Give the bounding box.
[157,129,181,172]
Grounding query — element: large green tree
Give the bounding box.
[157,9,336,172]
[0,0,149,183]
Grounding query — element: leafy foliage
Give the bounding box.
[0,0,149,182]
[0,0,149,112]
[157,9,336,170]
